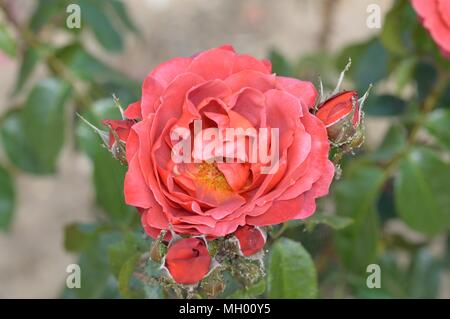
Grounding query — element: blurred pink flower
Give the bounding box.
[412,0,450,59]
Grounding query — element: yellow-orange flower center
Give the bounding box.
[195,162,232,192]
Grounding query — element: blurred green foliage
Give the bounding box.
[245,0,449,299]
[0,0,142,298]
[0,0,448,299]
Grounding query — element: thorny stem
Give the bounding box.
[0,0,93,109]
[270,223,288,240]
[381,70,450,182]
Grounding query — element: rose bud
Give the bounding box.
[102,119,134,163]
[102,119,133,148]
[316,91,361,146]
[234,225,266,257]
[165,238,211,285]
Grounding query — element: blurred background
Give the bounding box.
[0,0,448,298]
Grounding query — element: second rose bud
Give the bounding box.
[316,90,363,147]
[164,237,211,285]
[158,225,266,286]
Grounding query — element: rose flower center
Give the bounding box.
[195,162,232,192]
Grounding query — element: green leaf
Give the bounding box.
[29,0,65,31]
[1,111,49,174]
[394,57,417,94]
[408,249,442,298]
[0,22,17,57]
[108,0,139,33]
[117,254,143,298]
[414,61,437,102]
[436,81,450,109]
[380,0,417,56]
[364,95,407,116]
[55,43,139,95]
[72,247,110,298]
[268,49,293,77]
[394,147,450,235]
[56,44,117,81]
[0,165,15,231]
[64,223,105,252]
[302,211,353,230]
[230,280,266,299]
[62,231,122,298]
[108,233,146,278]
[425,109,450,151]
[268,238,317,299]
[22,78,71,173]
[3,78,68,174]
[354,40,389,92]
[377,184,397,224]
[354,249,442,298]
[335,164,384,273]
[108,233,148,298]
[1,111,35,172]
[78,0,123,52]
[14,48,40,94]
[411,16,437,55]
[245,279,266,296]
[371,122,407,162]
[376,252,409,297]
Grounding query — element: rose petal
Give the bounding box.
[123,100,142,119]
[276,76,318,108]
[149,57,192,86]
[188,47,236,80]
[224,70,276,93]
[232,54,272,74]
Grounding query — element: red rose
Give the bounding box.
[121,45,334,238]
[234,225,266,256]
[412,0,450,59]
[165,238,211,284]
